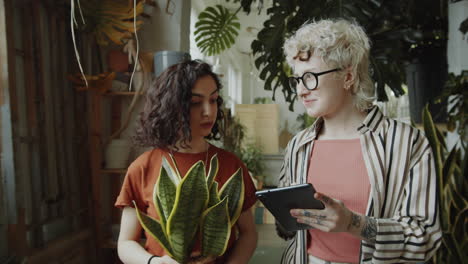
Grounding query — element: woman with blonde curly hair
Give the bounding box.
[278,19,441,264]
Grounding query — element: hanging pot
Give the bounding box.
[405,46,448,123]
[105,139,132,169]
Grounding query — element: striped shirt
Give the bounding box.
[278,107,442,264]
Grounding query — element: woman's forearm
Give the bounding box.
[224,229,258,264]
[347,212,377,242]
[118,240,153,264]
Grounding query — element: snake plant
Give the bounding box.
[134,154,245,263]
[422,106,468,263]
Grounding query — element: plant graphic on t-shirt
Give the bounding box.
[133,154,244,264]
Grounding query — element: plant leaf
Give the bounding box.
[194,5,240,56]
[162,156,181,185]
[219,168,244,225]
[442,148,458,188]
[156,165,177,225]
[201,196,231,257]
[422,105,442,179]
[154,194,167,236]
[208,181,221,208]
[207,154,219,188]
[167,161,209,263]
[78,0,144,46]
[133,201,173,256]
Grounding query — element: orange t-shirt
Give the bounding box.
[307,139,370,264]
[115,144,257,262]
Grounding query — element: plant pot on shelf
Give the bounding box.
[107,49,129,72]
[405,46,448,123]
[105,139,132,169]
[153,50,191,77]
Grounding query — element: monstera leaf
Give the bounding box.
[134,154,244,264]
[194,5,240,56]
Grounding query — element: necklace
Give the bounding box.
[169,141,210,173]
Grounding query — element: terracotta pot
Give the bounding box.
[107,49,129,72]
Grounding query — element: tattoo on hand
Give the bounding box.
[322,196,331,204]
[361,217,377,242]
[348,213,361,230]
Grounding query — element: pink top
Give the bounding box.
[307,139,370,264]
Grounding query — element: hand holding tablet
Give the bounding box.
[255,183,325,231]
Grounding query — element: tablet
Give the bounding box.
[255,183,324,231]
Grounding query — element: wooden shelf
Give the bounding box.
[103,91,144,96]
[101,237,117,249]
[101,168,127,174]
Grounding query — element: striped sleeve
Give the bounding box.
[276,139,296,240]
[278,138,293,188]
[369,133,442,263]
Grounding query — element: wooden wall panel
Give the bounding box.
[2,0,96,261]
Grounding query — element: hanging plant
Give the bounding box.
[72,0,144,46]
[134,154,245,264]
[194,5,241,56]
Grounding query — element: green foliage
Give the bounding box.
[460,17,468,37]
[194,5,241,56]
[422,106,468,264]
[438,71,468,141]
[296,113,316,130]
[248,0,447,110]
[220,109,266,181]
[220,108,244,153]
[225,0,264,15]
[134,155,244,263]
[236,143,265,180]
[253,97,273,104]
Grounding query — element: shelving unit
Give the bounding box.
[86,89,140,260]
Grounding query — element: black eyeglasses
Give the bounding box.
[288,68,341,91]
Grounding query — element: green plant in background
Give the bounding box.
[296,113,316,130]
[134,155,244,263]
[72,0,144,46]
[438,71,468,141]
[422,106,468,264]
[220,108,245,153]
[247,0,447,110]
[194,0,264,56]
[253,97,273,104]
[220,108,266,186]
[236,143,266,184]
[451,0,468,43]
[194,5,241,56]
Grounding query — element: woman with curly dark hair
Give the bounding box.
[115,60,258,264]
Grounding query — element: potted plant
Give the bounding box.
[402,0,448,123]
[422,106,467,263]
[237,143,266,189]
[134,155,244,264]
[219,108,266,189]
[438,71,468,141]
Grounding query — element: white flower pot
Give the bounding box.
[105,139,132,168]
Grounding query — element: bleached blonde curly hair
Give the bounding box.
[284,19,375,111]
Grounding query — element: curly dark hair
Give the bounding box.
[134,59,224,149]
